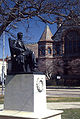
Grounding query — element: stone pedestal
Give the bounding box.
[4,74,46,112]
[0,73,63,119]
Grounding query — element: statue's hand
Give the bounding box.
[21,52,25,55]
[13,54,16,57]
[20,49,24,52]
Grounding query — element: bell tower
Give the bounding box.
[38,25,53,72]
[38,25,53,58]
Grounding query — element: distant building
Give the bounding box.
[26,43,38,58]
[0,59,7,82]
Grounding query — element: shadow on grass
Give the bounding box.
[62,108,80,119]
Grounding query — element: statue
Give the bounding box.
[8,32,37,73]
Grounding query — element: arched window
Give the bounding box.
[53,43,61,56]
[48,47,51,54]
[64,30,80,55]
[55,44,60,56]
[39,46,45,56]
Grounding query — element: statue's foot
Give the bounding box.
[23,67,27,73]
[32,67,39,72]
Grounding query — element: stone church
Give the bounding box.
[26,12,80,86]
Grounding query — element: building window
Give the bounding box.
[39,46,45,56]
[53,43,61,56]
[56,44,60,56]
[64,30,80,55]
[48,47,51,54]
[53,49,56,56]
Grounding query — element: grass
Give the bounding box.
[0,95,4,104]
[0,96,80,103]
[47,97,80,119]
[62,108,80,119]
[47,97,80,102]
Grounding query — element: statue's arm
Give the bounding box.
[8,38,26,56]
[9,39,24,53]
[13,41,25,52]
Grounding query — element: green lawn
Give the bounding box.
[0,95,80,103]
[0,95,4,104]
[47,97,80,102]
[47,97,80,119]
[62,108,80,119]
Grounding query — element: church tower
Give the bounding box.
[38,25,53,72]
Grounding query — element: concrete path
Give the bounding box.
[46,88,80,109]
[46,89,80,97]
[47,102,80,109]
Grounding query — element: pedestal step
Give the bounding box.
[0,109,63,119]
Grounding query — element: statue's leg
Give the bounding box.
[22,63,26,73]
[28,52,37,72]
[31,52,37,67]
[19,55,27,72]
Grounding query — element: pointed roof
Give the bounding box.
[39,25,53,42]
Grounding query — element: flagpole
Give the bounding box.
[2,31,5,95]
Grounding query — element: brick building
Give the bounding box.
[51,12,80,85]
[26,12,80,85]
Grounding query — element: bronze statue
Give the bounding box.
[8,32,37,73]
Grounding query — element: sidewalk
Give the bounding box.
[47,102,80,109]
[47,86,80,89]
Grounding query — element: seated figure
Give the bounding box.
[8,32,37,73]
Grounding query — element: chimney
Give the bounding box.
[56,17,63,29]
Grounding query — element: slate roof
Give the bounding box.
[39,25,53,42]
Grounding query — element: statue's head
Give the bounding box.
[17,32,23,40]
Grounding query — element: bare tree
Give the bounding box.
[0,0,79,37]
[45,63,53,80]
[39,58,64,80]
[51,58,64,78]
[68,58,80,75]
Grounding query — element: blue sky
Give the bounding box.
[0,19,57,58]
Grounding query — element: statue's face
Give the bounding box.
[17,32,23,40]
